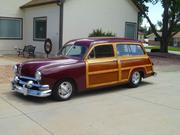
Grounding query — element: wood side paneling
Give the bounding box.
[121,69,130,80]
[121,58,150,68]
[89,71,119,85]
[146,66,153,73]
[88,61,118,72]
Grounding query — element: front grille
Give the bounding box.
[17,76,40,90]
[19,76,37,83]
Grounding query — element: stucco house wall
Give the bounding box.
[23,0,138,55]
[24,4,59,55]
[63,0,138,43]
[0,0,29,54]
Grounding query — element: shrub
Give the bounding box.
[89,28,116,37]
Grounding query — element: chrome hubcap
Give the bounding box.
[58,82,73,99]
[132,72,141,85]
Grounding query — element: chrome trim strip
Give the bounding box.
[15,76,48,88]
[18,80,48,88]
[19,76,37,81]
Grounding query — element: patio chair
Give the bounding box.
[17,45,36,58]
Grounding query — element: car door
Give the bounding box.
[85,44,119,88]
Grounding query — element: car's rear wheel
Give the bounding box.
[52,80,75,101]
[129,71,142,88]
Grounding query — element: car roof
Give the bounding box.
[65,37,141,47]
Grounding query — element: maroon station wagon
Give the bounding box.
[12,38,156,101]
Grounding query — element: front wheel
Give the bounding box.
[52,80,75,101]
[129,71,142,88]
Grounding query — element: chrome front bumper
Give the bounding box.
[12,76,52,97]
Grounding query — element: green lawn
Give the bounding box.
[145,46,180,52]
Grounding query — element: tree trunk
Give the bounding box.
[161,0,169,53]
[160,39,168,53]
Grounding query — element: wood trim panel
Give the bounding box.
[88,72,119,86]
[88,61,118,72]
[89,69,119,75]
[88,81,119,88]
[85,42,154,89]
[87,59,119,88]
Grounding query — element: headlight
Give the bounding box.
[13,65,18,74]
[35,71,42,81]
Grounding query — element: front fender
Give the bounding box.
[40,62,86,91]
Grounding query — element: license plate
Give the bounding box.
[23,85,28,96]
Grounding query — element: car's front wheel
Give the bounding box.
[129,71,142,88]
[52,80,75,101]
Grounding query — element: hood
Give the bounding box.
[19,56,81,77]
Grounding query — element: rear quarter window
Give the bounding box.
[129,45,145,55]
[116,45,130,56]
[116,44,145,56]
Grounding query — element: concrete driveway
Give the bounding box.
[0,56,180,135]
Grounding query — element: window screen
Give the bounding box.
[33,17,47,41]
[0,17,22,39]
[125,22,137,39]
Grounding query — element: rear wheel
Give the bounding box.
[52,80,75,101]
[129,71,142,88]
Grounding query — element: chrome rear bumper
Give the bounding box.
[12,76,52,97]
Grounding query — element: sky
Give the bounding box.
[142,2,163,28]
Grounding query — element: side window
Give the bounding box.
[61,46,71,55]
[68,46,82,56]
[88,45,114,59]
[129,45,144,55]
[116,44,130,56]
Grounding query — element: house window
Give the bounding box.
[0,17,22,39]
[125,22,137,40]
[33,17,47,41]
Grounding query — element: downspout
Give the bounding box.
[57,0,65,50]
[137,12,140,40]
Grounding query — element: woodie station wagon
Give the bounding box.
[12,38,156,101]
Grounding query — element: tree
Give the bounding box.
[132,0,180,53]
[157,21,163,31]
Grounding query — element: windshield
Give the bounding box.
[58,44,88,58]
